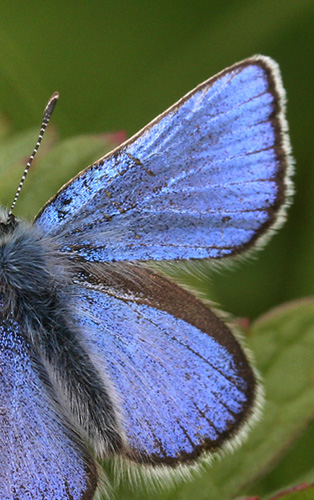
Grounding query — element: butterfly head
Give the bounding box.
[0,208,18,238]
[0,210,69,325]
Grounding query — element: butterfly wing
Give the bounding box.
[35,55,292,263]
[31,56,289,465]
[0,310,97,499]
[73,264,258,464]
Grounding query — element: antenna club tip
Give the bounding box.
[48,91,60,107]
[50,91,60,101]
[44,92,59,119]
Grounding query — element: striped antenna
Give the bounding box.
[9,91,59,216]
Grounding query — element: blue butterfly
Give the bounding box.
[0,55,292,499]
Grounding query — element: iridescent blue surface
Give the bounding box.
[0,313,91,499]
[76,283,250,460]
[1,56,292,495]
[37,61,286,263]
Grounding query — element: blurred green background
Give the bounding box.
[0,1,313,499]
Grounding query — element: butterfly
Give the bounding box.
[0,55,292,499]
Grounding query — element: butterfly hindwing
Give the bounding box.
[36,55,291,264]
[0,310,97,499]
[73,263,258,464]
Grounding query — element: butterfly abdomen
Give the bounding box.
[0,208,126,460]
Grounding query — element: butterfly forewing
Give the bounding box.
[0,311,97,499]
[36,55,291,264]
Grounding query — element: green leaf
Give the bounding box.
[282,489,314,500]
[241,483,314,499]
[250,421,314,496]
[270,484,314,500]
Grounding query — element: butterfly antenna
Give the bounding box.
[8,91,59,216]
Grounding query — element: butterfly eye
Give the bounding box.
[0,211,17,235]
